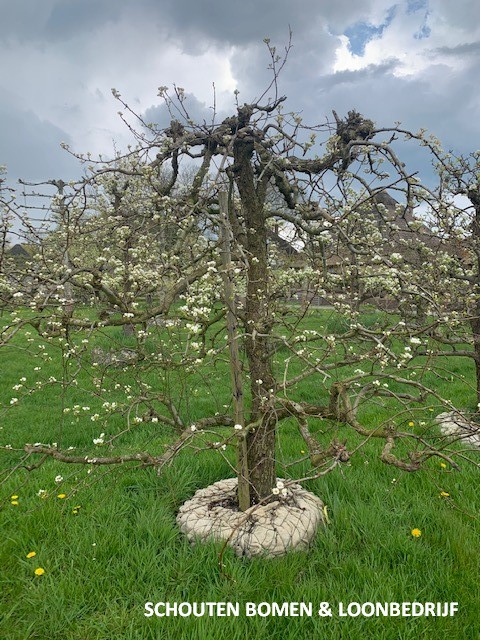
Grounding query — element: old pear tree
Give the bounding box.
[1,48,474,555]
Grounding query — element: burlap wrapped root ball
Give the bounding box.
[177,478,325,558]
[436,411,480,448]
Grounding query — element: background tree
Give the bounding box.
[372,146,480,406]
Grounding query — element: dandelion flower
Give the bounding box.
[440,491,450,498]
[408,421,415,427]
[57,493,66,499]
[411,528,422,538]
[440,462,447,469]
[26,551,36,559]
[11,495,18,500]
[34,567,45,576]
[11,500,19,506]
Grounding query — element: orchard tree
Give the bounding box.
[1,46,473,534]
[375,145,480,406]
[421,150,480,403]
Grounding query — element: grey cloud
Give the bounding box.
[0,91,79,182]
[143,92,223,130]
[430,41,480,57]
[44,0,121,41]
[318,59,400,89]
[142,0,337,48]
[0,0,127,43]
[433,0,480,29]
[0,0,55,41]
[0,0,379,48]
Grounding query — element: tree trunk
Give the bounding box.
[469,296,480,405]
[233,134,276,506]
[470,190,480,405]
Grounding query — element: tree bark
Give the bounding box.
[233,133,276,506]
[469,188,480,405]
[471,325,480,405]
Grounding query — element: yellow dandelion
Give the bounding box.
[300,450,305,454]
[26,551,36,559]
[411,528,422,538]
[72,505,81,515]
[11,500,19,506]
[440,491,450,498]
[440,462,447,469]
[11,495,19,500]
[408,421,415,427]
[34,567,45,576]
[57,493,67,499]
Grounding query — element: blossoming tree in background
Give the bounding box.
[407,149,480,404]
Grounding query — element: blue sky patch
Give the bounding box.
[414,7,431,40]
[407,0,428,14]
[414,20,431,39]
[344,6,397,56]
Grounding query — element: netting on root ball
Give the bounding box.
[177,478,325,558]
[436,411,480,448]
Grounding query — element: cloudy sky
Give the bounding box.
[1,0,479,185]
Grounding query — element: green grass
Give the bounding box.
[0,308,479,639]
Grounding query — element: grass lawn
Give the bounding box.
[0,308,479,639]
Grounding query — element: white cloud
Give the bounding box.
[334,1,480,78]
